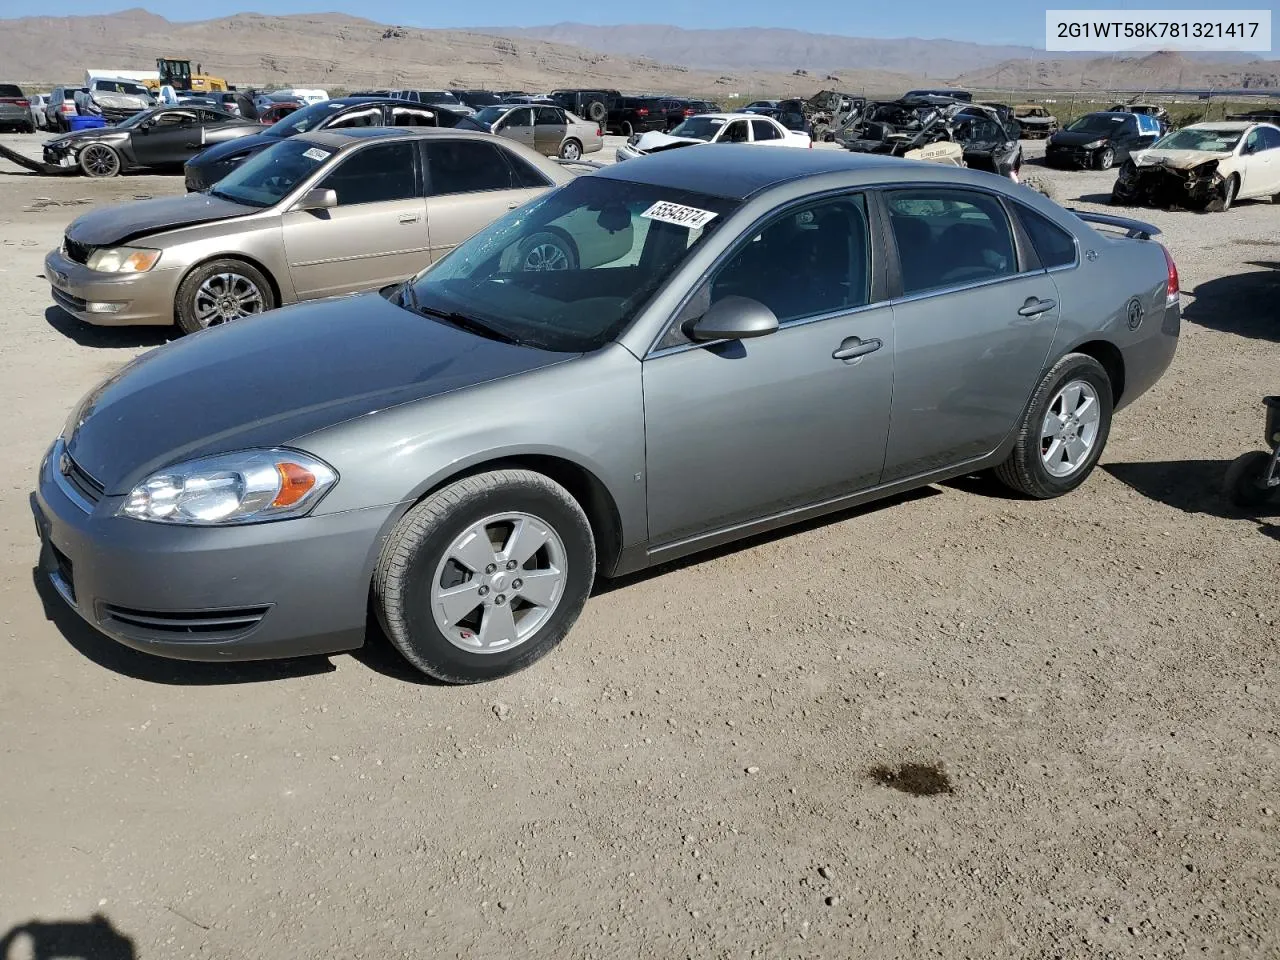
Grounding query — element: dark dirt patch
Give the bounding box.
[869,762,955,797]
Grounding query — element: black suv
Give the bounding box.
[548,88,619,125]
[607,96,673,136]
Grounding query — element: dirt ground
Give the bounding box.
[0,132,1276,960]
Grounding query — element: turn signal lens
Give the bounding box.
[272,461,318,507]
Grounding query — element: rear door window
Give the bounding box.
[1012,203,1077,269]
[750,119,781,141]
[886,189,1017,294]
[425,140,521,195]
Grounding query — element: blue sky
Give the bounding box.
[12,1,1272,49]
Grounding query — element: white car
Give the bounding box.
[1112,120,1280,211]
[615,112,811,162]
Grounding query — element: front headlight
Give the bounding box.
[1083,140,1106,150]
[86,245,162,273]
[119,449,337,525]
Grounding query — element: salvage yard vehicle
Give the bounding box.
[548,88,619,126]
[607,96,670,137]
[1045,111,1160,170]
[33,147,1180,683]
[840,97,1024,181]
[1108,101,1171,134]
[1224,396,1280,508]
[0,84,37,133]
[46,86,86,132]
[75,77,154,124]
[1013,103,1058,138]
[44,127,618,334]
[1111,121,1280,212]
[42,105,261,178]
[615,112,810,161]
[183,96,486,192]
[471,103,604,160]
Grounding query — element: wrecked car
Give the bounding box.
[75,77,155,125]
[1045,111,1160,170]
[37,104,259,178]
[614,113,810,162]
[839,97,1023,179]
[1109,102,1171,134]
[1111,121,1280,212]
[1013,103,1058,138]
[803,90,866,142]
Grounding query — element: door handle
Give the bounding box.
[1017,297,1056,318]
[399,213,420,224]
[832,336,882,361]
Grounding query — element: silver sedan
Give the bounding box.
[473,103,604,160]
[34,147,1179,683]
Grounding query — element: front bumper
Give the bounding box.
[1045,146,1098,168]
[32,439,393,663]
[44,248,181,326]
[1112,162,1227,209]
[614,145,640,162]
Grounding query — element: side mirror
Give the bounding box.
[294,187,337,211]
[687,296,779,342]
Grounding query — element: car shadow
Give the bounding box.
[31,568,336,685]
[44,305,172,349]
[1069,192,1115,205]
[1182,262,1280,342]
[0,913,135,960]
[1104,459,1280,532]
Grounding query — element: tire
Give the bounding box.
[1223,451,1279,509]
[558,138,582,161]
[22,120,35,134]
[78,143,121,178]
[587,100,607,124]
[174,258,275,335]
[1210,175,1238,213]
[1094,147,1114,171]
[373,469,596,683]
[994,353,1114,499]
[623,121,633,138]
[511,230,578,272]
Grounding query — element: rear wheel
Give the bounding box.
[174,259,275,335]
[512,231,578,272]
[558,138,582,160]
[374,470,596,683]
[994,353,1114,499]
[78,143,121,178]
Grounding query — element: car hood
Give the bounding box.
[1050,130,1115,147]
[1132,147,1232,170]
[91,92,151,110]
[64,292,576,493]
[188,131,280,167]
[64,192,257,247]
[630,131,705,154]
[45,127,127,148]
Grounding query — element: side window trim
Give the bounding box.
[646,188,885,358]
[497,146,553,189]
[319,140,422,206]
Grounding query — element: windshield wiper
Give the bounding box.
[400,284,520,345]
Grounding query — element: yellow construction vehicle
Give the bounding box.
[144,58,231,94]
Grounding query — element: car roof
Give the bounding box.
[595,143,1003,200]
[1186,121,1253,132]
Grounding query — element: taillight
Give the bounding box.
[60,103,75,113]
[596,127,602,136]
[16,99,29,107]
[1161,243,1179,306]
[636,108,648,116]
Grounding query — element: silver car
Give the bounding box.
[473,103,604,160]
[44,127,621,335]
[34,147,1180,683]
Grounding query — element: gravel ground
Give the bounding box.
[0,131,1276,959]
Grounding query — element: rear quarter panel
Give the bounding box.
[1045,224,1178,411]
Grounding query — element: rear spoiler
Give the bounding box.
[1066,208,1161,240]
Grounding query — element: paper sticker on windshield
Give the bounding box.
[302,147,330,162]
[641,201,717,230]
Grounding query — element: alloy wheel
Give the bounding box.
[430,512,568,654]
[81,144,119,177]
[193,272,266,326]
[1040,379,1102,478]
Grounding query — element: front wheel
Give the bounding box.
[174,259,275,335]
[1209,175,1238,213]
[374,470,597,683]
[1094,147,1115,171]
[79,143,121,178]
[1223,451,1279,509]
[994,353,1114,498]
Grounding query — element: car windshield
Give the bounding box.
[207,138,333,208]
[264,100,350,137]
[405,176,739,352]
[461,92,501,106]
[668,116,726,141]
[1151,127,1243,152]
[1066,114,1126,133]
[472,106,508,127]
[115,110,153,129]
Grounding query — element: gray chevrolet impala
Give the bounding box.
[33,147,1180,683]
